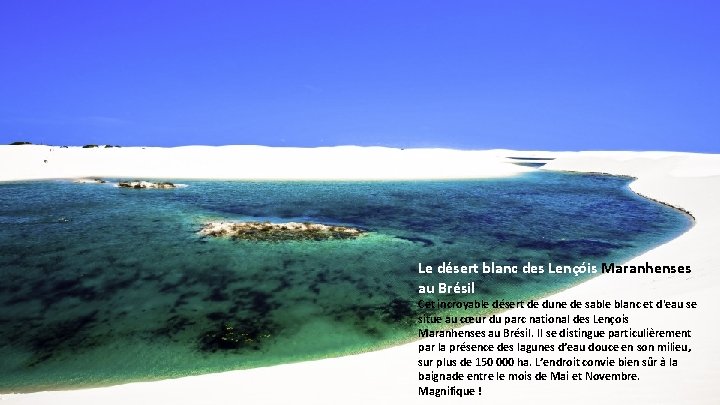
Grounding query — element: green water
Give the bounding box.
[0,172,691,392]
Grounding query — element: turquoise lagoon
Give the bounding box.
[0,172,691,392]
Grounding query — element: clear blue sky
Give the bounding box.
[1,1,718,151]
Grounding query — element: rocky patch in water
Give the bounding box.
[73,178,107,184]
[118,180,177,189]
[199,221,366,242]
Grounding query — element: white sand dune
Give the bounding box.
[0,145,532,181]
[0,147,718,404]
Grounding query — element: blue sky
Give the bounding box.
[1,1,718,151]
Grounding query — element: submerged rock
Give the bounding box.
[199,320,274,351]
[199,221,366,242]
[118,180,176,189]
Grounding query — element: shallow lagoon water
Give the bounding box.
[0,172,691,392]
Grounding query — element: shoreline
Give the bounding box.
[1,147,718,404]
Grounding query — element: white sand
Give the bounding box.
[0,145,532,181]
[1,147,718,404]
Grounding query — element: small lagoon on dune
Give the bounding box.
[0,171,691,392]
